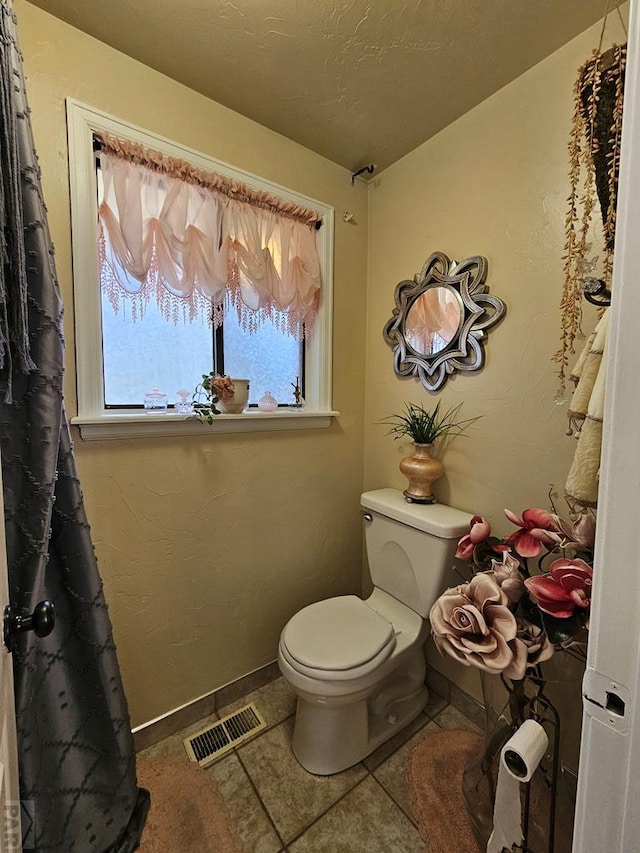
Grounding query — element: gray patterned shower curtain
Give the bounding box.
[0,2,148,850]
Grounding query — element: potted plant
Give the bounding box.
[381,401,479,503]
[192,373,237,423]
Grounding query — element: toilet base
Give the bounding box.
[290,649,428,775]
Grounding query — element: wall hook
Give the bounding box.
[581,277,612,306]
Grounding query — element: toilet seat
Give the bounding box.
[280,595,397,681]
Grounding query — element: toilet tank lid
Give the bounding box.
[361,489,471,538]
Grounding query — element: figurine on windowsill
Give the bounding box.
[289,376,306,411]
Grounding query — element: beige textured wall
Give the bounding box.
[364,14,626,700]
[16,0,624,726]
[16,0,369,727]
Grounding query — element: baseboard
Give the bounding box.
[133,660,281,752]
[133,660,485,753]
[425,666,486,730]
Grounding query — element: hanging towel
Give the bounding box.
[565,309,609,508]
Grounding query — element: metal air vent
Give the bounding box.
[183,702,266,767]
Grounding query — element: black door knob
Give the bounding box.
[3,600,55,651]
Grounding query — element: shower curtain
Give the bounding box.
[0,2,148,850]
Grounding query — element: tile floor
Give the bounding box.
[138,676,482,852]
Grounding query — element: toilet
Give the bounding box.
[277,487,470,775]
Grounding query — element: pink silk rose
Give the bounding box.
[524,558,593,618]
[211,375,235,402]
[455,515,491,560]
[551,512,596,553]
[504,508,561,558]
[516,618,554,667]
[429,573,527,680]
[486,551,526,605]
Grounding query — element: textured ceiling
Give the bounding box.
[25,0,612,172]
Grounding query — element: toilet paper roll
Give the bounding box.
[487,719,549,853]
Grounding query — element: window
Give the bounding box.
[101,291,303,408]
[67,100,335,438]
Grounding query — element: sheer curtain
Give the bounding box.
[97,135,322,338]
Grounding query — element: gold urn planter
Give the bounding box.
[381,401,479,504]
[399,443,444,504]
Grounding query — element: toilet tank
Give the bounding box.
[361,489,471,617]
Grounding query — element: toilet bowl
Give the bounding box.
[278,488,470,775]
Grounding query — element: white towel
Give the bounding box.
[565,309,609,508]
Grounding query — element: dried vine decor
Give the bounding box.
[554,8,626,393]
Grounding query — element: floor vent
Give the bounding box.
[183,702,267,767]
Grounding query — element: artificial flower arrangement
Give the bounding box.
[192,372,235,424]
[429,505,595,681]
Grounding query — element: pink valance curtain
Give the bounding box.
[97,134,322,337]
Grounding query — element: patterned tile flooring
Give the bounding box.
[138,676,481,852]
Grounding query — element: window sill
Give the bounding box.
[71,410,340,441]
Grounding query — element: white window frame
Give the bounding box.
[66,99,337,440]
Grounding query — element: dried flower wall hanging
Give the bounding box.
[553,10,626,394]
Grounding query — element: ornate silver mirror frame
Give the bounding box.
[383,252,506,392]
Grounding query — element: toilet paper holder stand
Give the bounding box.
[522,693,560,853]
[509,691,562,853]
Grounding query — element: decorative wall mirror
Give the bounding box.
[383,252,506,392]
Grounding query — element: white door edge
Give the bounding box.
[573,1,640,849]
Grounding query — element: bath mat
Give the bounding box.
[408,729,482,853]
[136,757,244,853]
